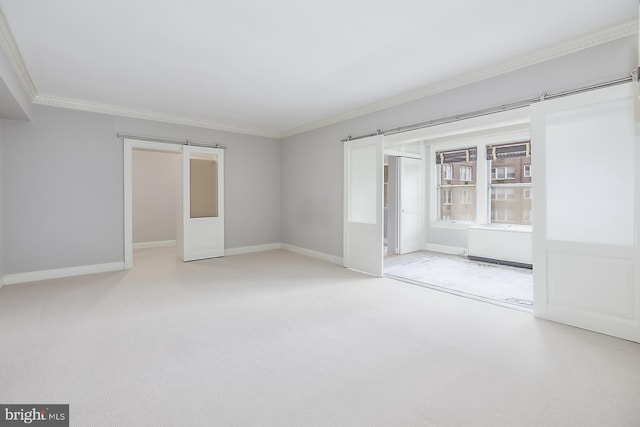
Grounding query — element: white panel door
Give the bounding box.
[344,135,384,276]
[531,83,639,342]
[179,145,224,261]
[398,157,422,254]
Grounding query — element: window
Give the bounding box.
[492,208,514,222]
[442,189,453,205]
[460,166,472,182]
[443,164,453,180]
[436,147,477,222]
[460,189,473,205]
[491,166,516,180]
[488,141,532,226]
[491,187,516,200]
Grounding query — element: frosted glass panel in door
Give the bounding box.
[348,144,377,224]
[190,158,218,218]
[545,97,635,246]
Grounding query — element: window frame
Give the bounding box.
[491,166,516,180]
[442,163,453,180]
[442,188,453,205]
[459,166,472,182]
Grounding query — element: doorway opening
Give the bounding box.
[382,129,534,311]
[131,147,181,265]
[123,138,225,269]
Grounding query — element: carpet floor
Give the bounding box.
[384,252,533,308]
[1,247,639,426]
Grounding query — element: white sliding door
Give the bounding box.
[531,83,640,342]
[344,135,384,276]
[398,157,422,254]
[178,145,225,261]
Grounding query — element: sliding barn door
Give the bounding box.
[178,145,225,261]
[344,135,384,276]
[531,83,639,342]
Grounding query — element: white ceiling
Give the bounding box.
[0,0,637,137]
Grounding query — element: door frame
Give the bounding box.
[123,138,182,269]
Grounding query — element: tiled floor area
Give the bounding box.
[385,251,533,309]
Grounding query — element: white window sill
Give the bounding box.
[430,221,476,230]
[469,224,532,233]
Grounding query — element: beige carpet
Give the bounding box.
[1,247,639,426]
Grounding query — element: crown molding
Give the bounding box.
[279,19,639,138]
[1,5,637,140]
[0,7,37,100]
[32,95,280,138]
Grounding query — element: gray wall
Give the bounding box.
[0,36,636,275]
[132,149,180,244]
[115,117,281,250]
[281,36,638,258]
[2,106,281,275]
[3,107,121,273]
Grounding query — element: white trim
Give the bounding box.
[127,139,183,153]
[0,8,37,100]
[123,139,134,269]
[281,243,343,265]
[469,224,532,233]
[281,20,638,138]
[383,148,422,159]
[3,262,124,286]
[133,240,176,250]
[388,109,531,146]
[225,243,282,256]
[33,95,279,139]
[430,221,475,230]
[423,243,467,256]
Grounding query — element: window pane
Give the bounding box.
[440,186,476,221]
[438,154,476,222]
[489,186,532,225]
[489,143,532,226]
[190,158,218,218]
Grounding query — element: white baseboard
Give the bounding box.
[225,243,343,266]
[225,243,282,256]
[133,240,176,250]
[3,262,125,286]
[424,243,467,256]
[0,243,343,286]
[281,243,343,265]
